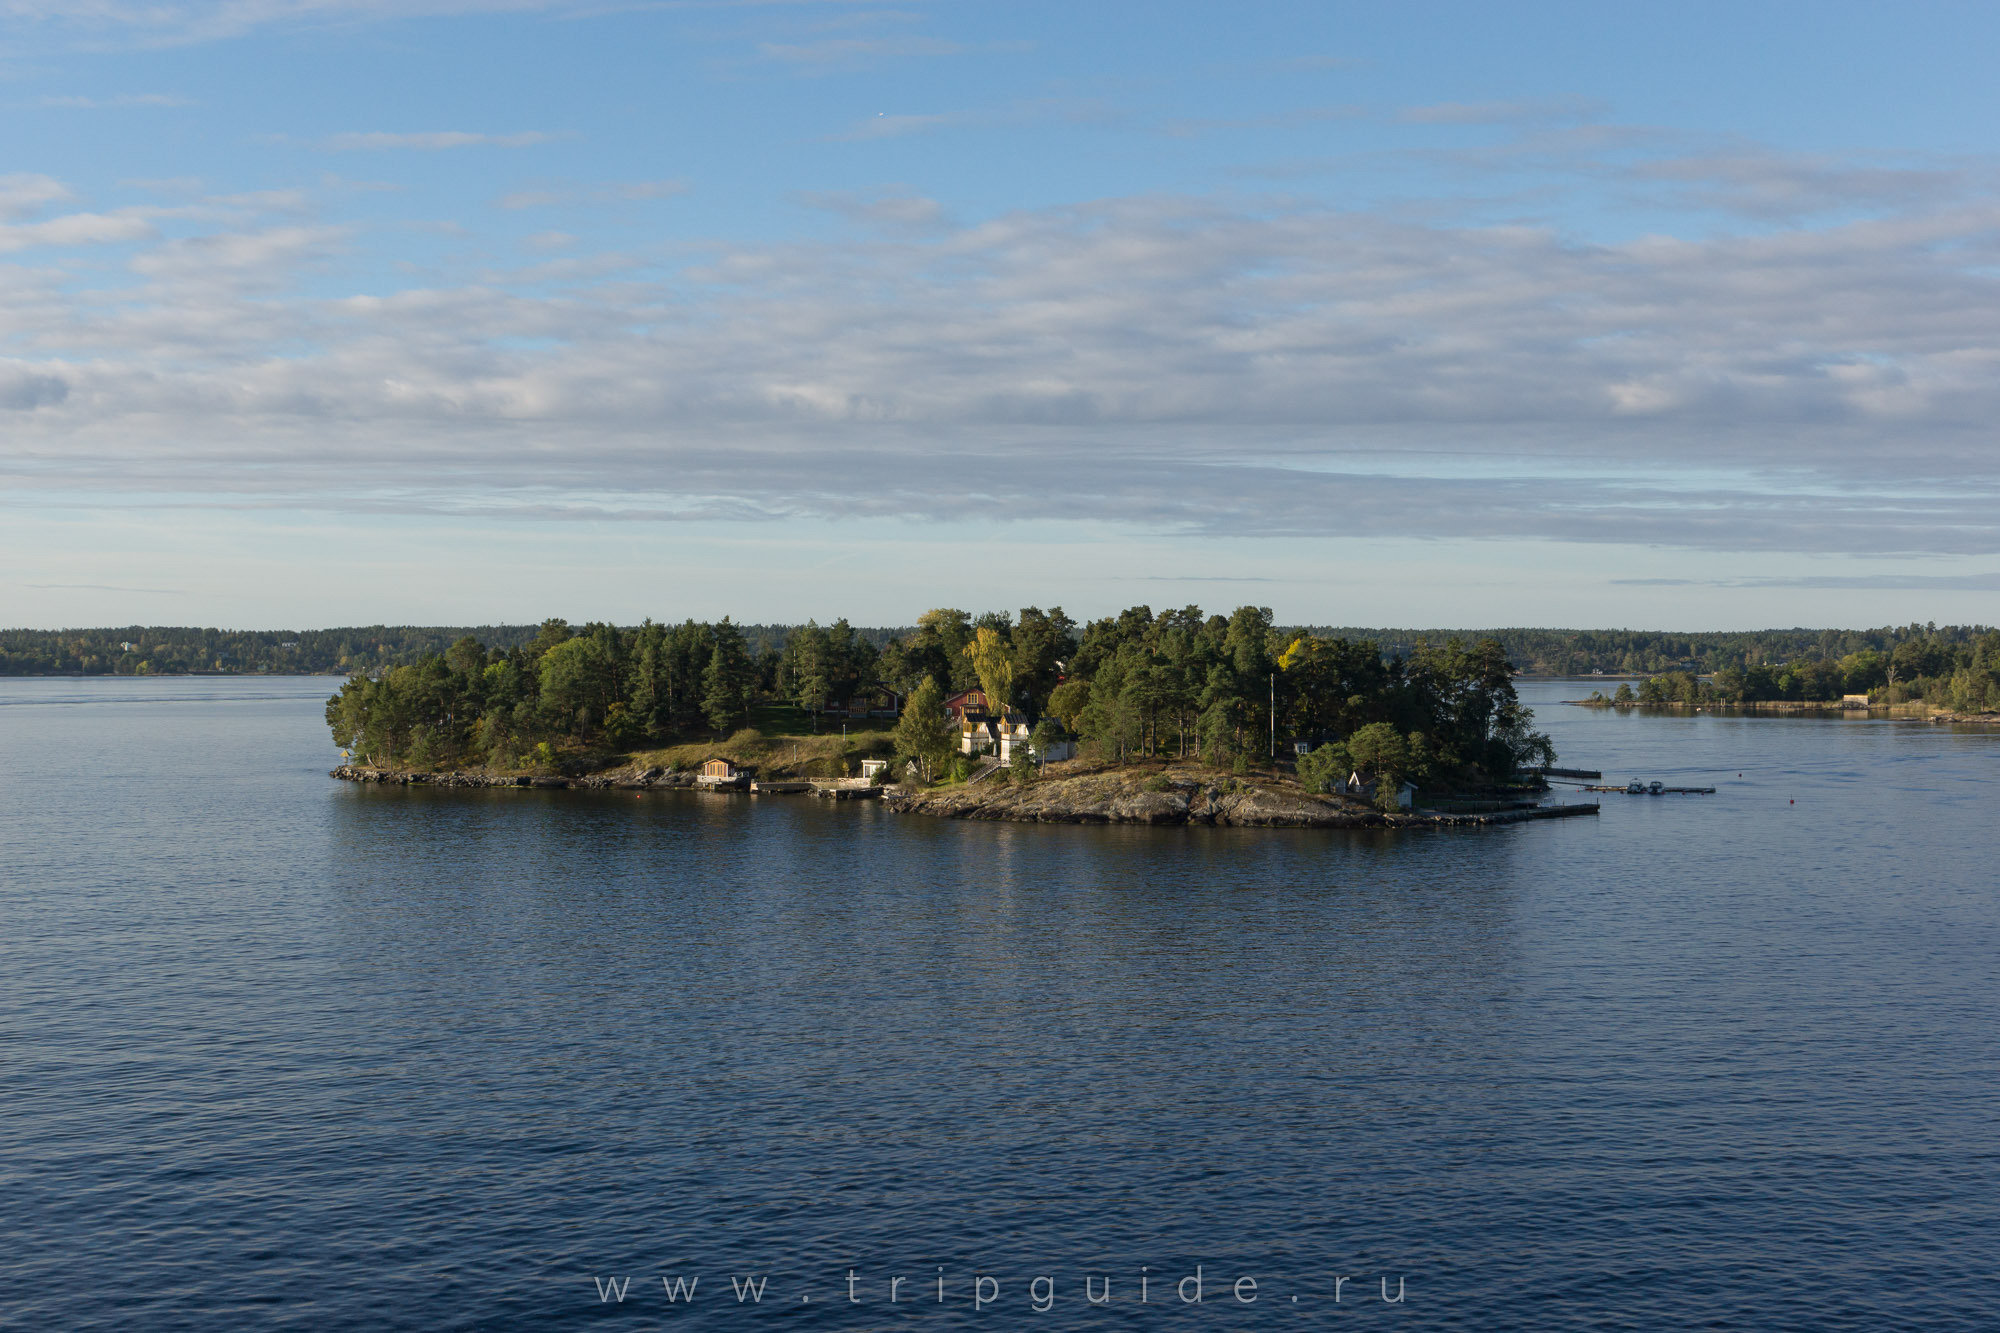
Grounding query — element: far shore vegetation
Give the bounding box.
[1581,631,2000,714]
[6,621,1996,681]
[321,606,1559,803]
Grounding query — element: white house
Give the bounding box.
[959,709,1033,762]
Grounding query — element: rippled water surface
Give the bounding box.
[3,676,1997,1330]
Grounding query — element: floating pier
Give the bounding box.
[1581,781,1716,795]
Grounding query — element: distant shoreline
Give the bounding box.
[1563,698,1998,724]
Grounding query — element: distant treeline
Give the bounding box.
[0,623,908,677]
[1610,630,2000,713]
[6,620,1993,680]
[1307,624,1996,677]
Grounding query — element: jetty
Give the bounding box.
[1581,780,1716,795]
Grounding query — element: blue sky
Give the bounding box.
[3,0,1999,629]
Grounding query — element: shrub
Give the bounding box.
[1142,774,1172,792]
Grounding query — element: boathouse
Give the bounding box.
[1345,770,1417,809]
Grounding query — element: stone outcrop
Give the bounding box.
[330,764,695,790]
[886,765,1596,829]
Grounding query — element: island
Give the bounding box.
[324,605,1595,829]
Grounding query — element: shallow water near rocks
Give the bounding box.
[2,676,1996,1330]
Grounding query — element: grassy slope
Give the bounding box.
[622,703,899,779]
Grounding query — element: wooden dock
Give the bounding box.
[1582,782,1717,795]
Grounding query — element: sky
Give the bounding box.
[2,0,1998,631]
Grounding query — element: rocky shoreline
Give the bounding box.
[331,762,1597,829]
[331,763,693,790]
[886,766,1595,828]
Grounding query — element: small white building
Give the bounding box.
[859,758,889,780]
[1345,770,1416,809]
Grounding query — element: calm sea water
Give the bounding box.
[2,676,1996,1330]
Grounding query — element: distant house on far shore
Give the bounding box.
[1842,693,1871,707]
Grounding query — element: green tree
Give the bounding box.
[964,625,1017,714]
[1296,741,1351,794]
[1346,722,1409,782]
[1009,744,1036,783]
[1046,679,1093,733]
[788,620,830,727]
[539,634,618,736]
[1010,606,1078,719]
[701,618,755,735]
[893,676,953,780]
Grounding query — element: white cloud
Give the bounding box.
[494,178,688,210]
[1400,97,1606,127]
[322,130,567,151]
[38,92,194,107]
[795,189,946,229]
[757,35,965,66]
[2,147,1999,557]
[0,209,154,252]
[0,1,595,46]
[0,173,74,219]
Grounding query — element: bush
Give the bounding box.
[1296,742,1349,794]
[1142,774,1172,792]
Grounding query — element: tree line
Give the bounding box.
[1310,623,1995,677]
[1617,631,2000,712]
[10,620,1990,680]
[324,605,1555,797]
